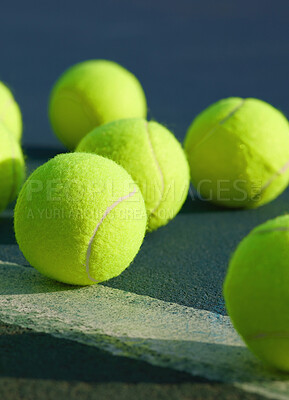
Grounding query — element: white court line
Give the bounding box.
[0,261,288,400]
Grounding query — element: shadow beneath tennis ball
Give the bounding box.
[125,191,289,313]
[23,146,65,160]
[0,323,206,385]
[180,195,228,214]
[0,262,80,295]
[0,215,16,245]
[22,146,66,177]
[104,211,255,315]
[104,336,284,384]
[0,322,286,393]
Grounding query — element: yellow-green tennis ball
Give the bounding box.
[14,153,147,285]
[76,118,190,231]
[184,98,289,208]
[0,123,25,213]
[49,60,147,150]
[224,215,289,372]
[0,81,22,141]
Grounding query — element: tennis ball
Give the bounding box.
[0,82,22,141]
[76,118,190,231]
[224,215,289,372]
[184,98,289,208]
[49,60,147,149]
[14,153,147,285]
[0,123,25,213]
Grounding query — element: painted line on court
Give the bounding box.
[0,261,288,400]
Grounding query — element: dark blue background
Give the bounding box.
[0,0,288,147]
[0,2,289,398]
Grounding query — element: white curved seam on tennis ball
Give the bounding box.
[257,158,289,193]
[188,98,284,183]
[85,187,137,282]
[232,138,289,204]
[145,121,165,216]
[191,99,246,152]
[0,96,14,122]
[188,98,289,204]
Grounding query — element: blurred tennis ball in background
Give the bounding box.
[49,60,147,149]
[76,118,190,231]
[14,153,147,285]
[0,123,25,213]
[224,215,289,372]
[0,81,22,141]
[184,98,289,208]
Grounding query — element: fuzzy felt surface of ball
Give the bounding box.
[14,153,147,285]
[76,118,190,231]
[0,123,25,213]
[0,81,22,141]
[49,60,147,149]
[224,215,289,372]
[184,97,289,208]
